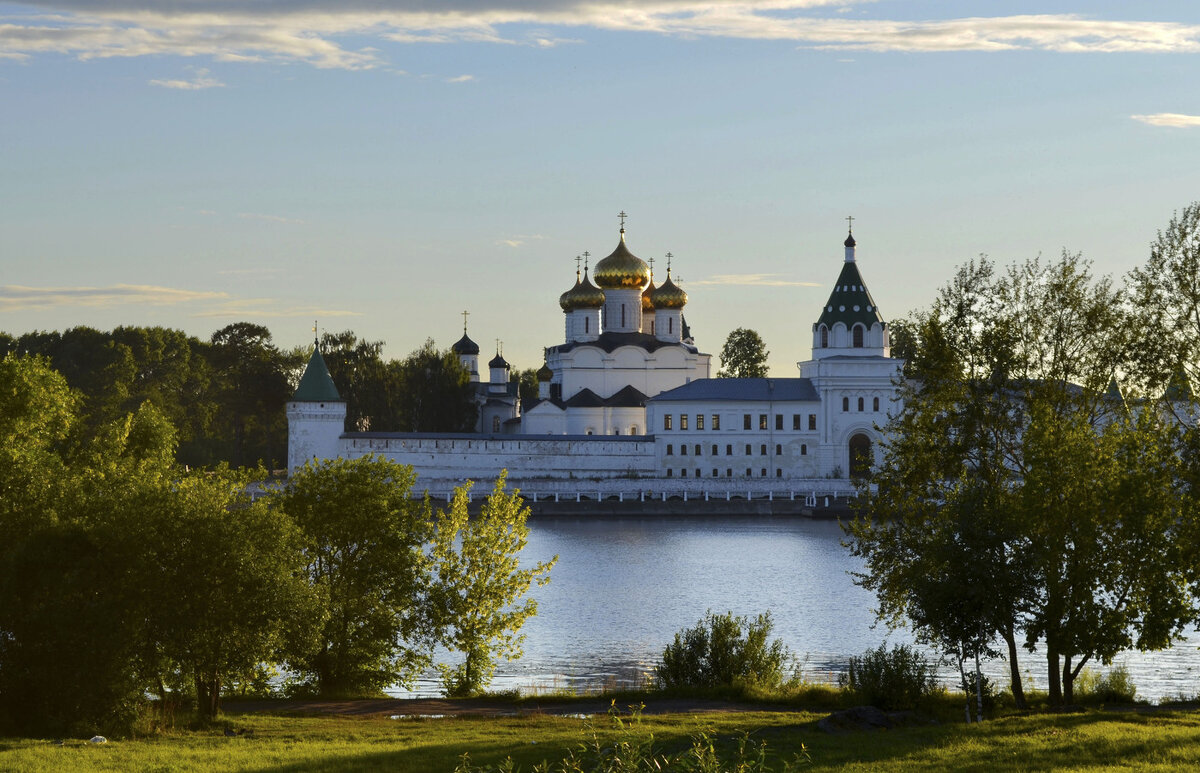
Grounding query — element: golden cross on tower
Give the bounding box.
[575,254,582,276]
[461,309,469,334]
[665,252,673,275]
[618,210,627,230]
[647,256,655,278]
[313,319,319,347]
[846,215,855,233]
[582,250,591,271]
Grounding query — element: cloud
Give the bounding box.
[446,73,475,82]
[496,233,546,247]
[0,283,229,312]
[692,273,821,287]
[1131,113,1200,128]
[237,212,305,224]
[149,66,224,89]
[3,5,1200,69]
[192,299,362,318]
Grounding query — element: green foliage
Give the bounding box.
[717,327,769,378]
[657,611,796,691]
[838,644,937,711]
[277,455,433,697]
[453,702,811,772]
[432,473,557,696]
[1074,666,1138,704]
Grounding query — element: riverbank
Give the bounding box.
[7,702,1200,771]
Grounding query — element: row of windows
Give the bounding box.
[842,397,881,413]
[818,323,867,348]
[663,413,818,431]
[666,443,808,457]
[666,468,786,478]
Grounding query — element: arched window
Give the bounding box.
[801,444,807,456]
[711,444,718,455]
[492,417,501,433]
[857,397,864,412]
[669,317,674,335]
[666,444,673,456]
[613,428,619,435]
[853,324,864,348]
[694,444,701,456]
[621,304,626,327]
[849,433,873,479]
[775,444,782,456]
[681,445,688,456]
[820,325,829,348]
[873,397,880,412]
[842,397,849,412]
[584,317,589,334]
[631,425,639,435]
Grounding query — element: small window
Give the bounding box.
[681,468,688,477]
[681,414,688,430]
[669,317,674,334]
[666,468,673,477]
[586,429,593,435]
[858,397,865,412]
[666,444,673,456]
[842,397,849,412]
[759,414,768,430]
[696,414,704,430]
[492,417,501,432]
[853,324,864,348]
[743,414,751,430]
[776,469,782,478]
[613,428,619,435]
[694,444,701,456]
[761,468,767,477]
[712,469,718,478]
[631,425,639,435]
[681,445,688,456]
[775,444,782,456]
[808,414,817,431]
[726,444,733,456]
[695,469,700,478]
[726,469,732,477]
[801,444,807,456]
[585,317,589,334]
[792,414,801,430]
[820,325,829,348]
[775,414,783,431]
[711,444,718,455]
[746,468,752,477]
[873,397,880,412]
[664,414,673,431]
[745,444,752,455]
[760,444,767,456]
[712,414,720,430]
[621,304,626,327]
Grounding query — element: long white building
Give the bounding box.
[287,222,904,494]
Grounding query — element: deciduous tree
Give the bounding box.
[716,328,769,378]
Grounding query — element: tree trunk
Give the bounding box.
[1002,625,1027,710]
[975,650,984,722]
[1062,656,1078,705]
[1047,649,1062,705]
[956,651,971,723]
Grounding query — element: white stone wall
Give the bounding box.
[287,400,347,473]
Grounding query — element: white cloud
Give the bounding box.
[693,273,821,287]
[496,233,545,247]
[237,212,305,224]
[149,66,224,89]
[0,283,229,311]
[446,73,475,82]
[3,5,1200,69]
[1131,113,1200,128]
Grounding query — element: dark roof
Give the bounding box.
[1164,369,1194,402]
[552,331,699,355]
[650,378,819,403]
[815,261,885,331]
[344,430,649,442]
[523,397,566,412]
[563,385,649,408]
[292,346,343,402]
[844,232,856,248]
[488,353,509,369]
[452,333,480,355]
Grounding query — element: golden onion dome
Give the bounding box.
[560,270,605,311]
[652,273,688,309]
[641,278,657,312]
[593,230,651,290]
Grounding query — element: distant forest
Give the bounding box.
[0,323,540,471]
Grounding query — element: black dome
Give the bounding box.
[452,333,480,355]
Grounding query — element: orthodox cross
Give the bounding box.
[665,252,673,275]
[846,215,855,233]
[647,256,655,279]
[575,254,582,276]
[312,319,319,347]
[582,250,591,271]
[618,210,627,230]
[461,309,469,334]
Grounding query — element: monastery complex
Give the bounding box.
[287,219,904,498]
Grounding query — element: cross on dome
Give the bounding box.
[618,210,627,231]
[461,309,470,334]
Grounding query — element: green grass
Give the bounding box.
[4,705,1200,772]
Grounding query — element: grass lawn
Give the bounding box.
[3,704,1200,772]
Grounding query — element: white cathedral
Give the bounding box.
[287,220,904,494]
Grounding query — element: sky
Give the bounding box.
[2,1,1199,375]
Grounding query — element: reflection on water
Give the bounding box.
[396,515,1198,702]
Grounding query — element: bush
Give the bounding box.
[839,644,936,711]
[656,610,796,690]
[1075,666,1137,704]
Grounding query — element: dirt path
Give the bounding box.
[227,697,793,719]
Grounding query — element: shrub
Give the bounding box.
[1075,666,1137,704]
[839,643,936,711]
[656,610,796,690]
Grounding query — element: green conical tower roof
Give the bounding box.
[293,344,342,402]
[1104,376,1125,404]
[1163,368,1194,402]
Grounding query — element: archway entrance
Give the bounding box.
[849,433,873,479]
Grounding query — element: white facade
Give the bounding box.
[286,225,904,488]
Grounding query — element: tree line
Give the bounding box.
[0,325,517,471]
[0,355,555,736]
[848,203,1200,710]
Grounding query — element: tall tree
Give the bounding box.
[397,339,478,433]
[275,455,434,697]
[209,322,291,468]
[430,473,556,696]
[717,327,769,378]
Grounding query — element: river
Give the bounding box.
[396,515,1199,702]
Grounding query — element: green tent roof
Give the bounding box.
[293,346,342,402]
[815,261,885,331]
[1164,368,1194,402]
